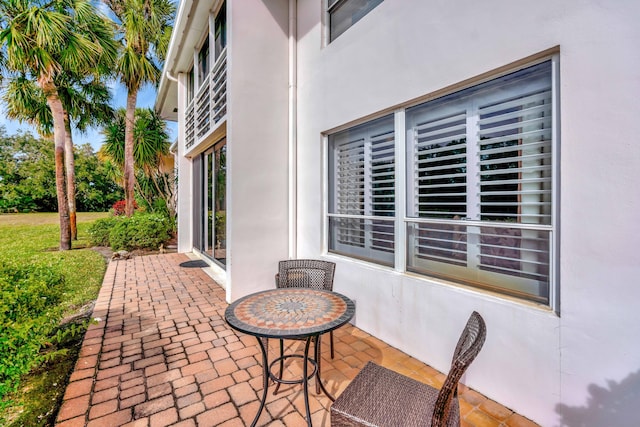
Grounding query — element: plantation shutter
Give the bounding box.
[334,137,366,249]
[335,138,365,218]
[406,60,554,304]
[412,110,468,218]
[475,83,553,285]
[369,127,395,252]
[408,108,468,267]
[477,88,553,225]
[370,129,395,215]
[329,115,395,264]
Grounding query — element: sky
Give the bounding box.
[0,1,178,153]
[0,81,178,152]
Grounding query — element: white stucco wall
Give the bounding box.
[226,0,291,301]
[295,1,640,425]
[175,72,193,254]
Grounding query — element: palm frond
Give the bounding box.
[2,75,53,135]
[28,7,69,52]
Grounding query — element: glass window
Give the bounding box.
[214,3,226,59]
[213,143,226,266]
[328,115,395,265]
[405,61,554,304]
[198,37,210,86]
[328,0,383,42]
[325,59,558,306]
[202,140,226,268]
[186,66,194,103]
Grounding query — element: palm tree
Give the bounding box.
[3,73,113,239]
[105,0,174,217]
[60,75,113,239]
[0,0,117,249]
[101,107,175,217]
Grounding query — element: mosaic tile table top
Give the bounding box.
[225,288,355,339]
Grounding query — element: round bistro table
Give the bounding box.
[224,288,356,427]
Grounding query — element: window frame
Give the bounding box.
[324,55,560,310]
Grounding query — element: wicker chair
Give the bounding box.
[330,311,486,427]
[273,259,337,394]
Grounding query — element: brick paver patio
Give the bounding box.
[55,253,539,427]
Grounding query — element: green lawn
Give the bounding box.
[0,212,109,426]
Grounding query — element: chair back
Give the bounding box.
[431,311,486,427]
[277,259,335,291]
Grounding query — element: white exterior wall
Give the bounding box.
[225,0,290,301]
[295,1,640,426]
[168,0,291,300]
[175,72,192,254]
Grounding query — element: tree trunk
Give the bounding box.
[41,78,71,250]
[64,116,77,240]
[123,91,138,216]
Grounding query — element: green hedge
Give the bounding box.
[86,216,119,247]
[88,213,173,251]
[0,261,65,398]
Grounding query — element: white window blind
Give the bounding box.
[406,61,555,304]
[478,88,553,224]
[413,110,468,218]
[334,138,365,217]
[329,115,395,265]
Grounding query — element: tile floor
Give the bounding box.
[54,253,539,427]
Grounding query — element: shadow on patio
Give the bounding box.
[55,253,539,427]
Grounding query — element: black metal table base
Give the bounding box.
[251,335,336,427]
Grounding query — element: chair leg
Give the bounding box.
[273,338,285,395]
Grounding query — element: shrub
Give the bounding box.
[89,213,173,251]
[109,213,173,251]
[0,261,65,398]
[87,216,120,246]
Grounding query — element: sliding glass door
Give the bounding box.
[202,139,226,266]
